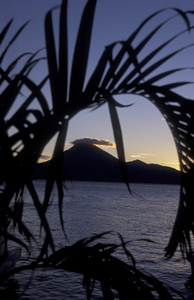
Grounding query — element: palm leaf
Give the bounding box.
[99,42,137,92]
[131,15,192,62]
[84,44,115,101]
[0,54,46,120]
[8,76,49,127]
[27,181,55,255]
[121,44,194,94]
[1,0,194,274]
[160,81,193,90]
[96,9,194,96]
[58,0,68,105]
[100,17,168,90]
[45,8,59,109]
[114,28,194,93]
[43,121,68,238]
[118,233,136,267]
[5,233,30,254]
[0,21,29,65]
[15,75,50,115]
[56,178,67,238]
[173,8,191,30]
[142,68,191,85]
[69,0,97,105]
[107,95,130,192]
[131,82,194,258]
[0,67,12,86]
[11,233,183,300]
[5,53,31,73]
[0,53,32,85]
[0,76,22,119]
[54,123,68,237]
[7,205,35,247]
[0,19,13,45]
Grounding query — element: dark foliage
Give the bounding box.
[1,0,194,298]
[6,233,184,300]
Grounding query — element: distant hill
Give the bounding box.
[33,143,180,184]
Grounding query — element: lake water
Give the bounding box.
[4,181,194,299]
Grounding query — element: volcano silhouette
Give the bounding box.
[33,143,180,184]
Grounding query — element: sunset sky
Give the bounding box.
[2,0,194,170]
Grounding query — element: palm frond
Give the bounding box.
[8,233,185,300]
[128,83,194,258]
[1,0,194,282]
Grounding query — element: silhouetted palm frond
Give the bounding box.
[8,233,184,300]
[1,0,194,281]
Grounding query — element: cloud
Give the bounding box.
[131,154,141,158]
[131,153,155,158]
[68,137,116,148]
[40,154,51,160]
[139,153,155,156]
[163,161,180,166]
[38,154,51,163]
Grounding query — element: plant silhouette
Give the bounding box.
[1,0,194,298]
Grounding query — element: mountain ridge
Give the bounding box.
[33,144,180,184]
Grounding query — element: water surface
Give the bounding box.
[7,181,194,299]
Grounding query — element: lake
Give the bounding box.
[4,181,194,299]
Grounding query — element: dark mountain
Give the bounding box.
[126,159,180,184]
[33,143,180,184]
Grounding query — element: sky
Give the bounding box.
[1,0,194,170]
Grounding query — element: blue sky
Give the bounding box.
[2,0,194,169]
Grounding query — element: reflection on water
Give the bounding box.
[4,182,194,299]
